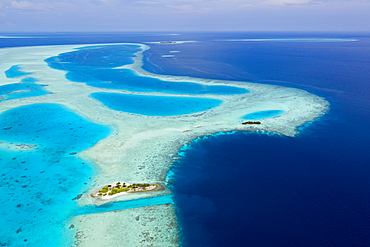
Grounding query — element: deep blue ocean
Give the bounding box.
[1,32,370,246]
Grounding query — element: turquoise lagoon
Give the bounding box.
[5,65,32,78]
[91,92,222,116]
[45,45,248,95]
[2,63,49,101]
[0,78,49,101]
[0,104,110,246]
[242,110,285,120]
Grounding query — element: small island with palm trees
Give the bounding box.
[91,182,158,199]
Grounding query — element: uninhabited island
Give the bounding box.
[91,182,158,199]
[242,121,262,125]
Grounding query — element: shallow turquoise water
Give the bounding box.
[75,195,173,216]
[91,92,222,116]
[46,44,141,69]
[242,110,284,120]
[0,103,110,246]
[66,68,248,95]
[5,65,32,78]
[21,77,39,83]
[45,45,248,95]
[0,78,49,101]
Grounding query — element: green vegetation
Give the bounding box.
[242,121,261,125]
[99,186,109,194]
[96,182,155,197]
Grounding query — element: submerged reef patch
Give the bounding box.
[91,92,223,116]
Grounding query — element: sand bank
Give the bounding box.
[0,43,329,246]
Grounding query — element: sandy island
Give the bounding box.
[0,43,329,246]
[91,182,159,200]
